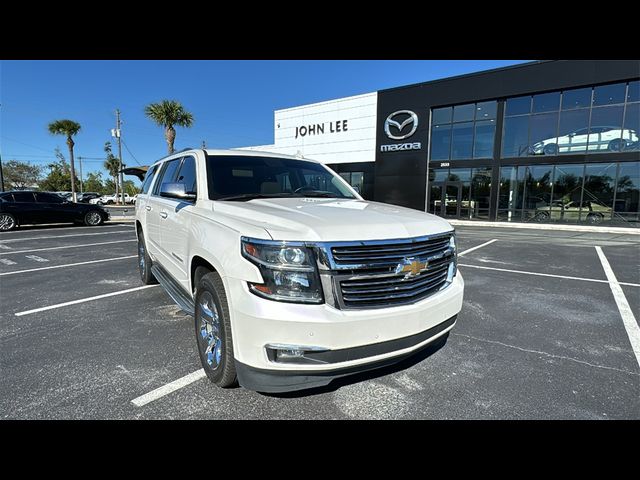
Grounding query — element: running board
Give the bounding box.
[151,264,195,316]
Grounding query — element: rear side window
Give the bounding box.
[35,193,64,203]
[141,164,159,194]
[152,158,182,195]
[0,194,12,203]
[176,156,197,195]
[12,192,36,203]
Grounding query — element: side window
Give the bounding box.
[141,164,159,194]
[35,193,64,204]
[12,192,36,203]
[152,158,182,196]
[175,156,197,195]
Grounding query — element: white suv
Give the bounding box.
[135,149,464,392]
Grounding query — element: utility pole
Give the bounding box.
[78,156,84,194]
[0,151,5,192]
[115,109,124,205]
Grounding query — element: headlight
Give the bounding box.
[448,232,457,282]
[241,238,323,304]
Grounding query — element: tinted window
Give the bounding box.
[176,156,197,195]
[153,158,182,195]
[533,92,560,113]
[475,101,497,120]
[452,104,475,123]
[0,193,13,203]
[474,120,496,158]
[558,108,590,154]
[562,87,592,110]
[12,192,36,203]
[450,122,473,159]
[627,81,639,103]
[432,107,452,125]
[593,83,626,106]
[430,124,452,161]
[35,192,64,203]
[502,116,530,157]
[141,164,159,194]
[505,96,531,116]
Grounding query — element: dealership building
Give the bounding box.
[240,60,640,227]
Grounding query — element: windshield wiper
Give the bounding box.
[216,193,295,201]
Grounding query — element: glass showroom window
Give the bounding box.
[502,81,639,158]
[582,163,617,223]
[430,101,496,161]
[548,164,585,224]
[471,168,492,220]
[614,162,640,225]
[497,166,525,221]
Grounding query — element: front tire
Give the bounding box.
[194,269,237,388]
[137,229,157,285]
[543,143,558,155]
[587,212,603,224]
[83,211,103,226]
[0,213,17,231]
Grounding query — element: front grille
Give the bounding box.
[328,234,454,309]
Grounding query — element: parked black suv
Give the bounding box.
[0,191,110,231]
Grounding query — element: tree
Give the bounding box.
[39,149,79,192]
[83,172,105,194]
[3,160,42,189]
[144,100,194,154]
[104,142,121,198]
[122,179,141,196]
[48,119,81,202]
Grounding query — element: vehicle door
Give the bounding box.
[136,163,160,245]
[34,192,74,223]
[147,157,182,262]
[562,201,581,221]
[567,128,589,153]
[157,155,198,289]
[6,192,38,224]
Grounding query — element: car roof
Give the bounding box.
[149,148,321,169]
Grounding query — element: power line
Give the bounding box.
[121,139,142,166]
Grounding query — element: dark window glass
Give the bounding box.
[176,156,197,195]
[452,104,475,123]
[0,194,13,203]
[497,166,525,221]
[450,122,473,159]
[432,107,452,125]
[141,164,158,194]
[12,192,35,203]
[588,106,624,152]
[430,124,452,161]
[562,87,592,110]
[474,101,497,120]
[153,158,182,195]
[448,168,471,182]
[505,96,531,116]
[582,163,616,222]
[627,81,639,103]
[35,193,64,203]
[551,165,585,224]
[350,172,364,192]
[558,108,590,154]
[523,165,553,221]
[473,120,495,158]
[470,167,492,219]
[502,116,530,157]
[614,162,640,223]
[428,168,449,183]
[623,102,639,152]
[529,112,559,155]
[206,155,355,200]
[533,92,560,113]
[593,83,626,106]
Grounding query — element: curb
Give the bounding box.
[448,220,640,235]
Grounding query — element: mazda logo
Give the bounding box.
[384,110,418,140]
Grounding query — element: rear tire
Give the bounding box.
[587,212,603,224]
[83,211,103,226]
[0,213,17,231]
[194,268,237,388]
[137,229,157,285]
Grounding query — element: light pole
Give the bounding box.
[78,156,84,194]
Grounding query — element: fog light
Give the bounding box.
[266,343,329,364]
[276,348,304,360]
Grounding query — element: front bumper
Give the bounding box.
[224,272,464,392]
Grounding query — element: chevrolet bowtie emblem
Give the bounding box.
[395,257,428,279]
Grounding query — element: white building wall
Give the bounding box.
[237,92,377,165]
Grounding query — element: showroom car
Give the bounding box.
[531,126,638,155]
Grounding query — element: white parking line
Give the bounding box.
[595,246,640,369]
[0,244,12,250]
[458,263,640,288]
[0,255,137,276]
[25,255,49,263]
[0,239,136,256]
[0,230,133,243]
[458,239,498,257]
[0,258,17,265]
[131,369,206,407]
[14,284,160,316]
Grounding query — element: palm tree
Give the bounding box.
[144,100,194,154]
[104,142,121,200]
[48,119,81,202]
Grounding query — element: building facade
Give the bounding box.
[240,60,640,227]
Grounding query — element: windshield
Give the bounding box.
[206,155,357,201]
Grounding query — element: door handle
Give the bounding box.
[160,211,168,219]
[145,205,152,211]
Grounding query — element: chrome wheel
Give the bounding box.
[0,214,16,231]
[198,291,222,371]
[138,241,145,274]
[85,211,102,225]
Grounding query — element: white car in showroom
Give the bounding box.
[532,126,638,155]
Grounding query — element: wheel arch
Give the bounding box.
[191,256,219,294]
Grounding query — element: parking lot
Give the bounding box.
[1,222,638,419]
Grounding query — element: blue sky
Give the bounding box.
[1,60,529,184]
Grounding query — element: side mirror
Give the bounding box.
[160,182,196,201]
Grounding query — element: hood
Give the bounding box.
[212,197,453,242]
